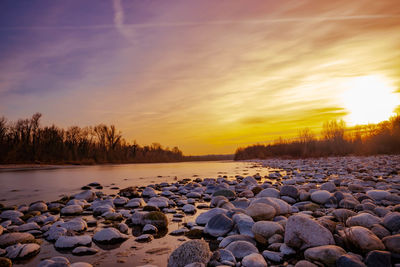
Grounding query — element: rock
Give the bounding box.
[44,227,67,241]
[74,190,96,202]
[102,211,123,221]
[143,224,158,233]
[280,185,299,199]
[70,263,93,267]
[61,204,83,216]
[252,197,292,215]
[332,209,357,222]
[365,250,391,267]
[257,188,280,198]
[143,211,168,229]
[219,249,236,264]
[252,221,284,245]
[366,190,390,201]
[212,189,236,200]
[72,246,98,256]
[262,250,283,262]
[321,182,336,192]
[119,186,140,198]
[382,234,400,254]
[0,210,23,220]
[304,245,346,266]
[55,235,92,249]
[0,233,35,248]
[242,253,267,267]
[184,263,205,267]
[5,243,40,259]
[17,222,40,232]
[219,235,257,248]
[167,240,211,267]
[38,256,70,267]
[29,201,48,212]
[118,223,129,234]
[0,226,2,236]
[61,218,87,232]
[232,213,254,237]
[382,212,400,232]
[147,197,169,208]
[142,187,157,198]
[284,214,334,250]
[225,240,258,260]
[93,205,114,216]
[371,224,391,239]
[195,208,226,225]
[346,213,381,229]
[186,192,202,198]
[0,257,11,267]
[336,254,366,267]
[294,260,319,267]
[204,214,233,237]
[125,198,145,208]
[135,234,154,242]
[93,228,129,244]
[310,190,331,204]
[342,226,385,253]
[170,228,189,236]
[245,203,276,221]
[113,196,128,206]
[182,204,196,214]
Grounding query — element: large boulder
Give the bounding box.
[284,214,334,250]
[225,240,258,260]
[342,226,385,253]
[382,234,400,254]
[195,208,226,226]
[346,213,381,229]
[167,240,211,267]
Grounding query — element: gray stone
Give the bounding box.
[225,240,258,260]
[245,203,276,221]
[342,226,385,253]
[346,213,381,229]
[93,228,129,244]
[252,221,284,245]
[382,212,400,232]
[304,245,346,266]
[195,208,226,225]
[0,233,35,248]
[310,190,331,204]
[167,240,212,267]
[365,250,391,267]
[382,234,400,254]
[242,253,267,267]
[204,214,233,237]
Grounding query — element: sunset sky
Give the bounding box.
[1,0,400,155]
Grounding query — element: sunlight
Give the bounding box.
[341,75,399,125]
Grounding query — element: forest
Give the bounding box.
[235,115,400,160]
[0,113,185,164]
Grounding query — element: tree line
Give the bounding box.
[235,115,400,160]
[0,113,184,164]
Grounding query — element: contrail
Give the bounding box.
[0,14,399,31]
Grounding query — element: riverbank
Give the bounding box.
[0,155,399,266]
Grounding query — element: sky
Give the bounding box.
[0,0,400,155]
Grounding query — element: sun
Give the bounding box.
[341,75,399,125]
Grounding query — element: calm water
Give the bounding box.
[0,161,267,206]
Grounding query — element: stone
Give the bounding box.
[225,240,258,260]
[55,235,92,249]
[135,234,154,242]
[167,240,211,267]
[321,182,336,192]
[61,204,83,216]
[284,214,334,250]
[0,210,23,220]
[382,212,400,232]
[142,187,158,198]
[342,226,385,253]
[143,224,158,233]
[294,260,319,267]
[245,203,276,221]
[61,218,87,232]
[365,250,391,267]
[366,190,390,201]
[332,209,357,222]
[219,249,236,264]
[5,243,40,259]
[0,233,35,248]
[252,197,291,215]
[371,224,391,239]
[17,222,40,232]
[280,185,299,199]
[241,253,267,267]
[382,234,400,254]
[232,213,254,237]
[252,221,284,245]
[219,235,257,248]
[147,197,169,208]
[93,205,114,216]
[74,190,96,202]
[304,245,346,266]
[336,254,366,267]
[182,204,196,214]
[44,227,67,241]
[143,211,168,229]
[38,256,70,267]
[102,211,123,221]
[0,257,11,267]
[310,190,331,204]
[204,214,233,237]
[72,246,98,256]
[262,250,283,262]
[125,198,145,208]
[257,188,280,198]
[346,213,381,229]
[93,228,129,244]
[195,208,226,225]
[29,201,48,212]
[212,189,236,200]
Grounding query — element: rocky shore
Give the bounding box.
[0,155,400,266]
